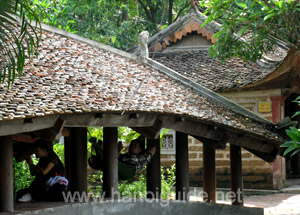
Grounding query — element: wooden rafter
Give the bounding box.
[131,119,163,139]
[161,115,226,140]
[192,134,229,150]
[227,132,277,162]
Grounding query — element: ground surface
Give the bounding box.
[4,180,300,215]
[189,193,300,215]
[189,180,300,215]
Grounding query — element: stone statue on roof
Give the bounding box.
[191,0,198,8]
[138,31,149,59]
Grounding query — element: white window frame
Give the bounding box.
[161,129,176,154]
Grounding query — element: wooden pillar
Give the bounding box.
[147,138,161,199]
[64,135,72,190]
[270,96,286,189]
[270,96,286,124]
[0,136,13,212]
[176,131,189,200]
[230,144,244,205]
[66,127,87,194]
[103,127,118,199]
[203,142,216,203]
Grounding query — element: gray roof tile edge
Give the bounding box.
[41,23,139,62]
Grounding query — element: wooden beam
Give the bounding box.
[12,134,38,143]
[230,144,244,206]
[192,134,229,150]
[12,118,65,143]
[227,132,276,154]
[0,136,13,212]
[147,138,161,199]
[67,128,87,194]
[244,147,277,162]
[61,128,70,137]
[161,116,226,141]
[131,119,163,139]
[0,115,59,136]
[176,131,189,201]
[62,113,158,127]
[131,127,160,139]
[103,127,118,199]
[203,142,216,203]
[227,132,280,162]
[31,118,65,141]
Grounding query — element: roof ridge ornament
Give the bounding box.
[138,31,150,61]
[191,0,199,13]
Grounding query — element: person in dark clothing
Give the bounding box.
[17,139,68,202]
[89,138,156,172]
[118,138,156,171]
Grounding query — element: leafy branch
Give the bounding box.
[0,0,40,88]
[281,96,300,157]
[200,0,300,62]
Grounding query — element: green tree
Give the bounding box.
[200,0,300,62]
[0,0,40,87]
[200,0,300,155]
[136,0,191,26]
[28,0,192,50]
[281,97,300,157]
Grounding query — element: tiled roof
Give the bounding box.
[0,24,283,143]
[153,51,276,91]
[130,9,287,92]
[130,8,220,55]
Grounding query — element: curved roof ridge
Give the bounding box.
[40,23,138,62]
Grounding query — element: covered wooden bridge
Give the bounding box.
[0,24,285,213]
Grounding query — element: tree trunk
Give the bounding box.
[168,0,174,25]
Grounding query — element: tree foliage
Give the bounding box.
[0,0,192,85]
[200,1,300,156]
[281,97,300,157]
[200,0,300,62]
[28,0,191,50]
[0,0,40,87]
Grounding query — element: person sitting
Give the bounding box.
[17,139,68,202]
[88,137,156,179]
[118,138,156,171]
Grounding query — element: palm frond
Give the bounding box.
[0,0,40,88]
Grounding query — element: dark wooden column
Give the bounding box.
[203,142,216,203]
[230,144,244,206]
[64,135,72,191]
[103,127,118,199]
[147,138,161,199]
[66,127,87,194]
[176,131,189,200]
[0,136,13,212]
